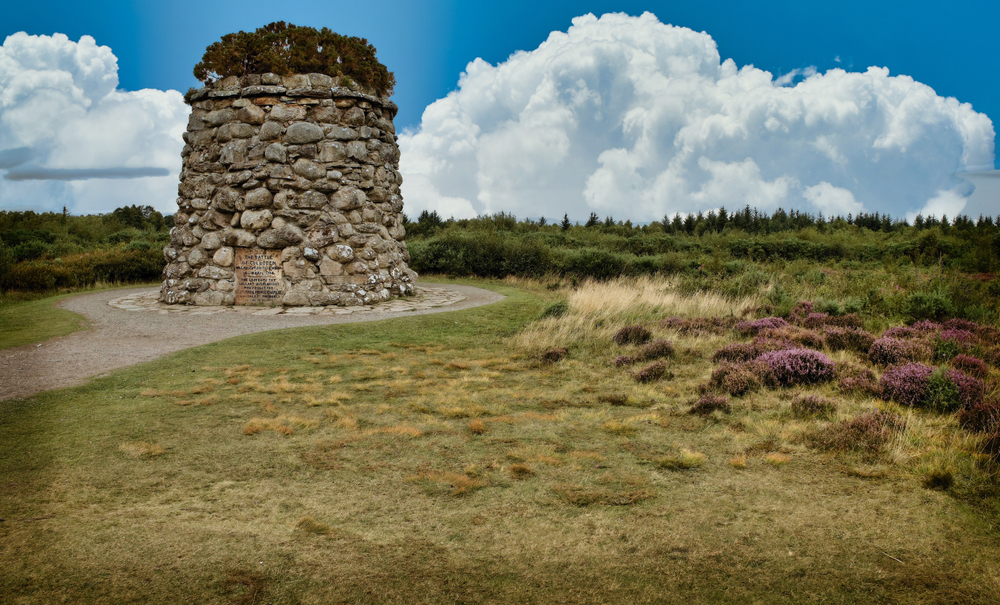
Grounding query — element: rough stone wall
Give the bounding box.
[160,72,415,306]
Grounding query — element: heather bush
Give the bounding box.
[802,312,830,329]
[787,300,815,325]
[689,394,731,415]
[613,325,652,346]
[736,317,788,335]
[758,349,835,386]
[940,328,976,343]
[752,335,802,355]
[541,347,568,363]
[824,327,876,353]
[815,409,905,454]
[613,355,636,367]
[633,339,673,362]
[836,362,880,397]
[825,313,864,328]
[760,326,826,349]
[942,318,981,333]
[878,363,934,407]
[958,398,1000,433]
[634,360,670,383]
[882,326,921,340]
[946,369,985,408]
[791,394,837,418]
[951,354,989,379]
[659,316,738,336]
[709,361,771,396]
[868,337,931,366]
[711,342,759,364]
[911,320,943,333]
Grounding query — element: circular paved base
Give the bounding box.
[108,287,465,316]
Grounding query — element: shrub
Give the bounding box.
[836,362,880,396]
[815,409,905,454]
[824,327,876,353]
[946,369,985,408]
[883,326,921,340]
[540,300,569,319]
[951,354,988,379]
[759,326,826,349]
[911,320,943,333]
[826,313,864,328]
[868,337,930,366]
[560,248,629,279]
[924,367,963,413]
[193,22,395,96]
[752,335,802,355]
[905,291,955,321]
[710,361,771,396]
[711,342,759,364]
[940,328,976,343]
[942,318,981,332]
[659,316,738,335]
[613,325,652,346]
[801,312,830,328]
[689,394,731,415]
[634,360,669,383]
[757,349,835,386]
[634,339,674,362]
[736,317,788,335]
[409,231,554,278]
[791,394,837,417]
[933,337,962,362]
[541,347,568,363]
[613,355,636,367]
[958,398,1000,433]
[787,300,816,325]
[878,363,934,407]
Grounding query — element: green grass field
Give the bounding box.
[0,293,89,350]
[1,277,999,604]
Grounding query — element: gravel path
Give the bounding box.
[0,283,503,402]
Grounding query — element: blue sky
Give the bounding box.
[6,0,998,132]
[1,0,998,219]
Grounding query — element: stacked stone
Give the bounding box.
[161,72,415,306]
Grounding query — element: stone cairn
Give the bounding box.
[160,73,415,306]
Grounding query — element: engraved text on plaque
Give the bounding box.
[234,249,285,305]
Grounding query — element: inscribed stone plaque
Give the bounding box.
[234,248,285,305]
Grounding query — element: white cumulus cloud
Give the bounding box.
[0,32,187,215]
[399,12,995,222]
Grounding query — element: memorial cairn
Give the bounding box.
[160,24,415,307]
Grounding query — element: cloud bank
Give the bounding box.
[399,12,995,222]
[0,32,187,214]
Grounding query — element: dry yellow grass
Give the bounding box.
[118,441,165,459]
[512,275,760,353]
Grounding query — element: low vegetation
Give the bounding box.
[192,21,396,97]
[0,206,169,294]
[2,275,1000,603]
